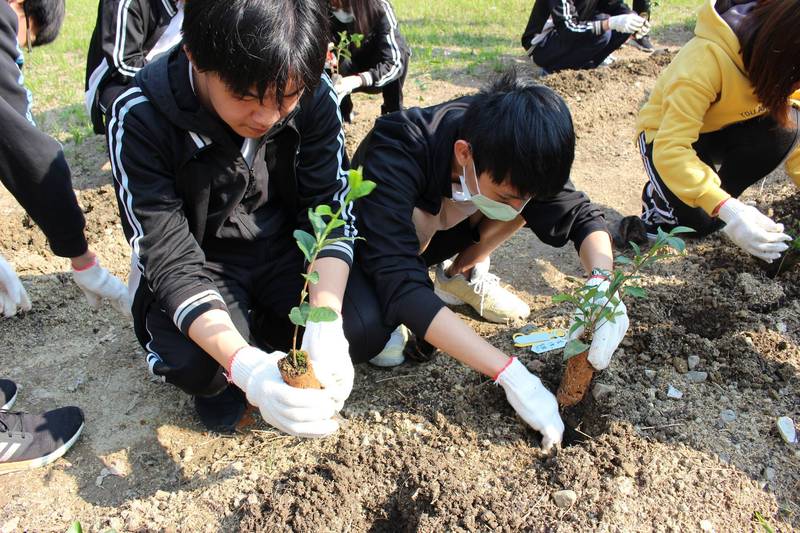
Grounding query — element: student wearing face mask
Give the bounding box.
[328,0,410,121]
[351,70,629,450]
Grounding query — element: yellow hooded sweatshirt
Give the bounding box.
[635,0,800,215]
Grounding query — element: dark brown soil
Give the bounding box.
[2,37,798,533]
[557,350,595,408]
[278,350,322,389]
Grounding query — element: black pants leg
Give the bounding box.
[532,17,630,72]
[133,261,253,397]
[639,108,800,236]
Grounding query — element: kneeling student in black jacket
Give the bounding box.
[328,0,410,120]
[107,0,383,437]
[353,71,631,450]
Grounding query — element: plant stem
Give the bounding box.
[290,202,347,365]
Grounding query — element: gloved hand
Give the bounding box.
[567,276,629,371]
[0,254,32,318]
[608,13,647,34]
[333,75,362,103]
[718,198,791,263]
[72,259,132,318]
[634,19,652,38]
[495,358,564,451]
[230,346,340,438]
[301,317,354,411]
[325,42,338,72]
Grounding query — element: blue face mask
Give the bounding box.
[456,161,527,221]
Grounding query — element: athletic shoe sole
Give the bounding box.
[0,421,84,474]
[1,390,17,411]
[433,285,465,306]
[627,40,654,53]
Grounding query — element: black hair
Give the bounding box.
[23,0,65,47]
[183,0,328,102]
[336,0,383,35]
[460,68,576,199]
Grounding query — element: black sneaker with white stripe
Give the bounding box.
[0,379,17,410]
[0,407,84,474]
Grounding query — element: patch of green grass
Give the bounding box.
[20,0,702,140]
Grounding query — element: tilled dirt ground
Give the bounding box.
[1,37,799,532]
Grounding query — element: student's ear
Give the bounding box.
[453,139,471,168]
[183,45,194,65]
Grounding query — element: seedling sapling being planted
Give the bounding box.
[278,167,376,389]
[552,226,693,407]
[329,30,364,82]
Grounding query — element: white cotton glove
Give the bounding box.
[635,19,652,38]
[333,75,362,103]
[72,259,132,318]
[608,13,647,34]
[718,198,791,263]
[231,347,340,438]
[301,318,354,411]
[0,254,32,318]
[567,276,629,371]
[495,358,564,451]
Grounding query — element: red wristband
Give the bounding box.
[711,197,730,217]
[72,257,98,272]
[493,357,516,381]
[225,346,248,383]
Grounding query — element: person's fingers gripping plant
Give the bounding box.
[554,226,693,407]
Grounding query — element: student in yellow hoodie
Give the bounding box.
[624,0,799,263]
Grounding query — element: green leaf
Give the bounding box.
[302,271,320,284]
[624,285,647,298]
[563,339,590,361]
[666,236,686,253]
[66,522,83,533]
[293,229,316,263]
[289,303,310,327]
[552,293,574,304]
[308,209,327,238]
[568,321,584,337]
[615,255,633,265]
[630,241,642,257]
[308,306,339,323]
[346,179,377,203]
[314,205,334,218]
[670,226,695,235]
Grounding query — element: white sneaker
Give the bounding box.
[369,325,408,367]
[434,258,530,324]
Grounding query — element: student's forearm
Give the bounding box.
[309,256,350,315]
[187,309,250,369]
[423,307,510,378]
[448,215,526,276]
[578,230,614,274]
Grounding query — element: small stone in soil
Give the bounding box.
[552,490,577,509]
[526,360,545,373]
[720,409,736,423]
[667,385,683,399]
[592,383,615,402]
[644,369,656,380]
[672,357,688,374]
[776,416,797,444]
[699,519,715,532]
[686,371,708,383]
[763,467,776,481]
[687,356,700,370]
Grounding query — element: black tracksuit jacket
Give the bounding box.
[0,3,87,257]
[353,96,607,338]
[107,46,355,337]
[85,0,178,134]
[330,0,409,88]
[521,0,632,53]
